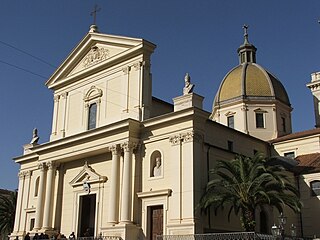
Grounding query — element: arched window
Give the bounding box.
[84,86,102,131]
[34,177,40,197]
[88,103,97,130]
[311,180,320,196]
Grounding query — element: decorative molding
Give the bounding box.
[254,108,268,113]
[83,46,109,68]
[137,189,172,198]
[225,111,236,116]
[84,86,103,102]
[69,161,107,187]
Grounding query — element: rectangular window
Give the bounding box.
[88,103,97,130]
[311,181,320,196]
[227,141,233,152]
[281,117,286,132]
[284,152,295,159]
[256,112,264,128]
[227,116,234,129]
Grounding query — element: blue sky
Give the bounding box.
[1,1,320,190]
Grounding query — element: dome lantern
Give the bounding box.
[237,25,257,64]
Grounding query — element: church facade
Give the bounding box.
[10,25,320,240]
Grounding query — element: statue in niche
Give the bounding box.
[30,128,39,144]
[183,73,194,95]
[153,157,162,177]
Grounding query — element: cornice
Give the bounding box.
[14,118,140,162]
[143,107,210,129]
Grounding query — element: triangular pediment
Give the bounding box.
[46,30,156,90]
[69,162,107,187]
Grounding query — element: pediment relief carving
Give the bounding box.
[68,43,128,77]
[82,45,110,68]
[69,162,107,187]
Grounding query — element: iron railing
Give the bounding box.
[75,237,122,240]
[156,232,309,240]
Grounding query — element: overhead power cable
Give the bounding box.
[0,59,48,79]
[0,39,56,68]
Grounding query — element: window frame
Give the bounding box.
[227,115,235,129]
[255,112,265,128]
[310,180,320,196]
[84,86,103,131]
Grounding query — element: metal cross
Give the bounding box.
[242,24,249,43]
[91,4,101,25]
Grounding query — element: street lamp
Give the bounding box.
[271,213,297,239]
[278,212,287,239]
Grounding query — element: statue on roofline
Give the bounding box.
[183,73,194,95]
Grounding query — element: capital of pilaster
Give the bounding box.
[132,61,143,71]
[61,92,68,99]
[121,141,138,152]
[181,131,203,143]
[122,66,131,75]
[24,170,32,178]
[38,162,47,171]
[53,95,60,103]
[169,131,203,145]
[46,161,56,170]
[18,171,25,180]
[169,134,182,146]
[110,144,121,155]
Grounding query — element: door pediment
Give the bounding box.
[69,162,107,187]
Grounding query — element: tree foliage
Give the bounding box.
[0,191,17,237]
[198,153,302,231]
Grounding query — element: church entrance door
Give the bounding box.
[149,205,163,240]
[78,194,96,237]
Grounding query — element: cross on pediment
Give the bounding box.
[91,4,101,25]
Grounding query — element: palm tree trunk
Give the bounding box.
[241,208,256,232]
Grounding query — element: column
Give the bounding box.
[13,171,25,234]
[51,95,60,138]
[60,92,68,138]
[107,145,121,224]
[33,163,47,231]
[20,171,32,233]
[120,141,135,223]
[42,161,56,230]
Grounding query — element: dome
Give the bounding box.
[214,62,290,107]
[213,25,290,108]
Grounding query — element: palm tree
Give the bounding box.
[198,153,302,232]
[0,190,17,238]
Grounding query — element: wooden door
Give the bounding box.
[150,205,163,240]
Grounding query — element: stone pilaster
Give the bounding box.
[120,141,136,223]
[13,171,25,233]
[33,163,47,231]
[42,161,56,230]
[108,145,121,224]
